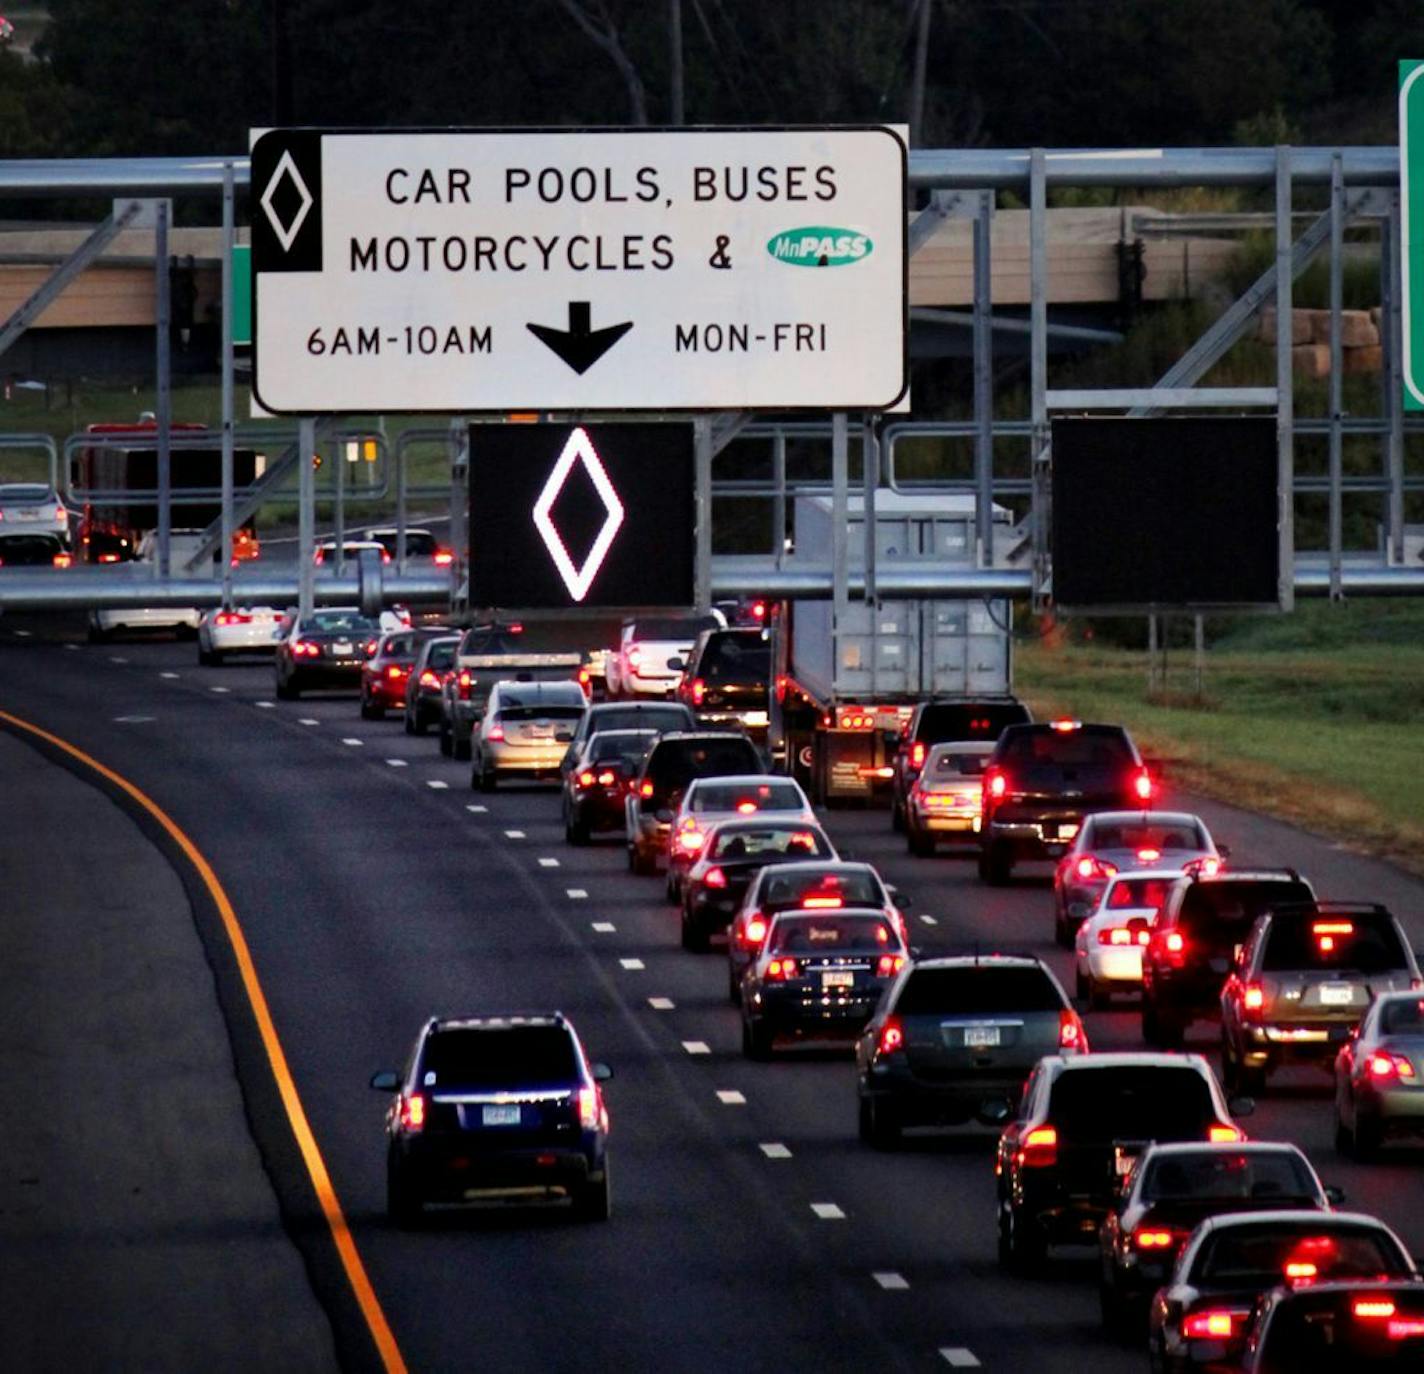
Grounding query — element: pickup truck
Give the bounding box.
[437,623,583,761]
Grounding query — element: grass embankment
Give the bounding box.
[1016,602,1424,875]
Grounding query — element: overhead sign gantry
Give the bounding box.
[249,126,908,414]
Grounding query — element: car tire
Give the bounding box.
[575,1164,611,1222]
[454,736,472,762]
[1099,1277,1128,1336]
[275,678,297,701]
[908,829,935,858]
[1353,1113,1383,1161]
[403,711,415,735]
[566,814,590,846]
[890,801,905,834]
[360,697,383,720]
[979,844,1011,886]
[1088,977,1109,1012]
[438,718,453,756]
[998,1201,1044,1274]
[411,710,429,736]
[681,906,709,953]
[198,644,216,667]
[865,1097,901,1150]
[386,1158,422,1228]
[1054,908,1073,948]
[476,764,496,792]
[728,966,742,1005]
[631,844,656,877]
[87,620,109,644]
[742,1016,772,1060]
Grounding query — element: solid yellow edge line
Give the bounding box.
[0,709,408,1374]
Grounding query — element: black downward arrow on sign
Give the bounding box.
[527,302,633,375]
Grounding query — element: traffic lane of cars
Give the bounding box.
[0,635,986,1374]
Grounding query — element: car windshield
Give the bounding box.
[419,1026,578,1089]
[927,750,989,777]
[1048,1067,1217,1144]
[589,730,658,764]
[305,611,378,633]
[760,869,884,911]
[588,706,690,733]
[1261,914,1409,975]
[631,616,718,640]
[691,781,801,813]
[1086,820,1208,850]
[917,702,1029,741]
[769,915,896,953]
[710,825,830,860]
[1178,880,1314,944]
[894,966,1063,1016]
[999,725,1135,770]
[426,641,458,669]
[1106,878,1175,911]
[1381,998,1424,1035]
[698,633,771,684]
[1141,1151,1318,1204]
[1195,1225,1407,1285]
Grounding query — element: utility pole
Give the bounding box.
[908,0,931,146]
[670,0,685,125]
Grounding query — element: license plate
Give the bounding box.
[742,710,769,727]
[481,1104,521,1126]
[15,509,39,520]
[964,1026,1001,1048]
[332,640,353,655]
[1058,823,1080,840]
[821,970,855,990]
[1320,984,1354,1006]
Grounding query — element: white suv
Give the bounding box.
[607,612,724,699]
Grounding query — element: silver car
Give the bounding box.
[472,680,587,792]
[0,482,68,538]
[1334,990,1424,1158]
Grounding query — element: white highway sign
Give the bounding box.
[249,127,907,413]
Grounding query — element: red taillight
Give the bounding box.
[1209,1123,1245,1143]
[766,957,800,981]
[456,669,474,700]
[1101,925,1151,946]
[1355,1299,1398,1319]
[743,916,768,946]
[1243,982,1265,1015]
[1135,1228,1174,1249]
[910,740,926,770]
[313,548,325,564]
[1133,769,1154,802]
[877,1016,905,1055]
[52,552,73,568]
[399,1093,426,1132]
[364,639,379,657]
[1368,1052,1417,1081]
[292,639,320,658]
[691,678,706,707]
[597,770,616,786]
[802,896,843,909]
[640,781,654,798]
[1050,717,1080,732]
[987,770,1007,799]
[433,549,454,566]
[1137,847,1161,863]
[98,552,120,563]
[386,664,406,680]
[876,953,905,977]
[1389,1317,1424,1339]
[677,826,706,854]
[577,1085,605,1132]
[1182,1310,1244,1340]
[419,669,439,688]
[1073,856,1118,882]
[577,669,592,698]
[1185,854,1222,877]
[704,866,727,889]
[1284,1261,1317,1283]
[486,723,505,742]
[1059,1009,1087,1052]
[577,770,596,788]
[1018,1124,1058,1168]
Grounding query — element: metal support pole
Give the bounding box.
[220,163,235,607]
[1387,189,1406,562]
[1194,614,1205,697]
[449,420,468,619]
[695,416,713,612]
[832,412,849,626]
[1147,614,1158,694]
[1275,148,1296,612]
[334,431,345,576]
[973,188,995,564]
[1029,150,1050,607]
[772,431,786,569]
[155,199,172,578]
[1328,152,1344,600]
[396,438,408,573]
[298,417,315,618]
[862,416,878,606]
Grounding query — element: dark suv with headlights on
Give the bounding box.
[978,721,1155,885]
[1220,902,1422,1096]
[371,1013,612,1225]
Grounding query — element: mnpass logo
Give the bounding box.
[767,227,873,268]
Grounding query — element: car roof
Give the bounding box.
[1085,811,1205,827]
[708,816,824,835]
[651,730,755,745]
[911,954,1046,970]
[1041,1051,1213,1072]
[588,701,690,716]
[429,1012,569,1032]
[1104,869,1189,885]
[1194,1208,1396,1236]
[925,740,995,755]
[1141,1140,1308,1160]
[770,907,893,924]
[367,526,433,536]
[688,773,794,788]
[491,679,584,696]
[587,727,660,739]
[1188,868,1304,884]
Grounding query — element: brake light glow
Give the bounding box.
[1059,1009,1087,1051]
[745,917,768,945]
[691,678,706,707]
[641,781,654,797]
[1314,921,1354,935]
[292,639,319,658]
[1284,1261,1317,1282]
[876,954,906,977]
[1368,1052,1416,1081]
[877,1017,904,1055]
[386,665,406,680]
[577,669,592,698]
[1355,1300,1398,1319]
[1050,718,1080,732]
[1137,848,1161,862]
[802,896,843,909]
[419,669,439,688]
[987,771,1007,798]
[399,1093,426,1131]
[736,800,758,814]
[910,741,926,770]
[1243,983,1265,1014]
[1102,925,1152,946]
[486,724,505,742]
[577,1085,606,1131]
[578,770,596,788]
[597,770,616,786]
[1019,1125,1058,1167]
[1182,1310,1242,1339]
[1390,1318,1424,1339]
[456,669,474,700]
[1135,1229,1174,1249]
[1209,1124,1245,1143]
[751,600,766,620]
[704,866,727,889]
[677,828,706,853]
[1133,769,1154,802]
[52,551,72,567]
[433,549,454,566]
[98,552,120,562]
[1076,858,1096,879]
[766,957,800,980]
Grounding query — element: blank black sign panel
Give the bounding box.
[1051,417,1280,610]
[469,423,695,609]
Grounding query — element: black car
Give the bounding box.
[995,1053,1251,1273]
[673,627,772,739]
[562,728,659,844]
[1235,1279,1424,1372]
[1141,870,1316,1048]
[679,817,837,952]
[856,955,1086,1148]
[274,607,382,699]
[0,532,71,566]
[978,720,1154,885]
[625,731,765,875]
[890,696,1032,832]
[559,700,696,779]
[1097,1141,1337,1331]
[371,1013,612,1225]
[403,634,460,735]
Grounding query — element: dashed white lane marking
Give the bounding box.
[647,997,675,1011]
[939,1350,981,1369]
[341,737,363,746]
[160,671,180,679]
[255,700,275,709]
[385,758,408,767]
[682,1041,711,1056]
[63,644,79,652]
[567,888,588,899]
[466,803,487,813]
[12,629,30,637]
[873,1272,909,1290]
[112,715,156,724]
[108,655,128,663]
[619,957,645,970]
[591,921,616,932]
[919,914,938,925]
[426,779,449,790]
[810,1203,845,1220]
[716,1090,746,1105]
[504,829,526,839]
[210,685,229,694]
[538,857,560,868]
[299,718,320,726]
[759,1143,792,1160]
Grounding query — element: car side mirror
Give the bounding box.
[591,1062,613,1082]
[1216,843,1232,858]
[1324,1184,1347,1206]
[667,657,684,672]
[370,1070,399,1092]
[976,1096,1013,1126]
[1227,1095,1256,1118]
[655,808,673,823]
[908,946,923,961]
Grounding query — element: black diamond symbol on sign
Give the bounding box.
[547,459,607,571]
[260,149,314,253]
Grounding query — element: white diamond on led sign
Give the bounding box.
[261,148,314,253]
[532,427,625,603]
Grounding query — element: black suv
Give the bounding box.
[673,627,772,739]
[856,955,1086,1148]
[371,1013,612,1224]
[558,700,696,779]
[890,696,1032,832]
[1141,870,1316,1048]
[978,721,1154,884]
[994,1053,1251,1272]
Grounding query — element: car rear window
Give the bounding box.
[590,730,658,764]
[647,738,763,792]
[0,535,63,563]
[926,750,989,777]
[1257,1293,1424,1363]
[631,616,718,640]
[760,869,884,911]
[1085,819,1208,851]
[894,966,1064,1016]
[0,484,53,503]
[998,725,1136,770]
[1047,1067,1217,1144]
[1141,1150,1318,1204]
[382,633,419,657]
[306,611,379,633]
[691,780,801,813]
[916,701,1029,742]
[1106,877,1176,911]
[461,628,523,655]
[1177,880,1314,943]
[420,1026,578,1088]
[588,706,691,734]
[372,531,436,556]
[1196,1224,1409,1285]
[711,825,830,860]
[426,640,458,669]
[770,915,896,953]
[499,705,584,723]
[1381,998,1424,1035]
[1261,913,1409,975]
[697,632,771,684]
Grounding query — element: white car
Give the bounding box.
[606,612,724,699]
[0,482,67,537]
[366,527,453,567]
[314,538,389,567]
[197,605,283,664]
[666,774,815,901]
[1073,869,1182,1009]
[89,528,212,639]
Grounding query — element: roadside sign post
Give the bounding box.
[1400,60,1424,411]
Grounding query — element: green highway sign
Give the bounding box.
[231,244,251,346]
[1401,60,1424,410]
